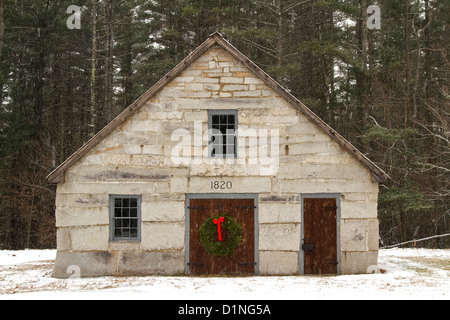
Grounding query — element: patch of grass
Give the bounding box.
[408,257,450,271]
[398,256,450,274]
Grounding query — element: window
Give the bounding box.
[209,110,238,158]
[109,195,141,241]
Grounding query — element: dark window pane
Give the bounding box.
[210,112,237,158]
[112,196,140,240]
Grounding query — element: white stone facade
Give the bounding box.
[52,43,381,278]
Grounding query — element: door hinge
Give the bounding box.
[188,206,208,210]
[238,262,256,266]
[187,262,205,266]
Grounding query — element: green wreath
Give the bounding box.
[199,214,243,257]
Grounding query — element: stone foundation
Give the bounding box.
[52,251,185,278]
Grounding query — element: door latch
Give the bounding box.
[238,262,256,266]
[188,262,205,266]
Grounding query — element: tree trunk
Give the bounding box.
[89,0,98,137]
[0,0,5,105]
[403,1,411,127]
[34,28,45,135]
[25,189,35,249]
[0,0,4,61]
[358,0,368,112]
[104,0,115,124]
[123,39,133,106]
[422,0,432,123]
[274,0,283,84]
[356,0,370,150]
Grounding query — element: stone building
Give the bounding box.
[48,33,388,278]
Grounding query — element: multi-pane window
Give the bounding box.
[209,110,238,158]
[109,195,141,241]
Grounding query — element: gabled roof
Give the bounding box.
[47,32,388,184]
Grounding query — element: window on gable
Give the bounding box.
[208,110,238,158]
[110,195,141,241]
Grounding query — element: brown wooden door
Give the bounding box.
[303,198,338,275]
[189,198,255,276]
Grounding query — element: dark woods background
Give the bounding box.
[0,0,448,249]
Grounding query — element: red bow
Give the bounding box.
[212,217,225,241]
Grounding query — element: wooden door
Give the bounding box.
[303,198,338,275]
[189,198,255,276]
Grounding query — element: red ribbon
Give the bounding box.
[212,217,225,241]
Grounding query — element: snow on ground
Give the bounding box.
[0,248,448,300]
[0,250,56,266]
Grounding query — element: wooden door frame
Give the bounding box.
[185,193,259,276]
[299,194,341,275]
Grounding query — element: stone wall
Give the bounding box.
[52,45,379,278]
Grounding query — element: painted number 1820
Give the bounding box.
[211,181,233,190]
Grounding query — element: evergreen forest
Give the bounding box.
[0,0,448,249]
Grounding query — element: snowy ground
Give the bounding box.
[0,248,448,300]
